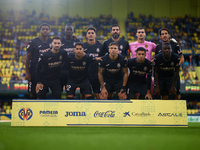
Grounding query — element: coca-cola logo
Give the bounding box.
[94,110,115,118]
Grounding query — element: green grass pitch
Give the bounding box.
[0,122,199,150]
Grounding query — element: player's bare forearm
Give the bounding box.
[179,55,184,65]
[122,67,128,87]
[98,67,105,88]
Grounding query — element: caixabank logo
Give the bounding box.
[18,108,33,121]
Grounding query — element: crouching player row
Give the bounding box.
[36,37,101,99]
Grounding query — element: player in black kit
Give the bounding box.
[127,47,152,100]
[98,42,128,100]
[83,27,103,99]
[101,25,130,99]
[36,37,65,99]
[153,43,180,100]
[66,42,101,99]
[101,24,130,58]
[25,23,52,99]
[155,28,184,99]
[59,23,80,91]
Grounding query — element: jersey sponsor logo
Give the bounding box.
[59,55,62,60]
[96,48,100,52]
[117,63,121,68]
[48,61,62,68]
[18,108,33,121]
[94,110,115,118]
[120,45,123,50]
[144,67,147,71]
[65,111,86,117]
[158,113,182,117]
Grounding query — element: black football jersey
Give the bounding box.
[127,58,152,89]
[36,49,67,83]
[27,37,52,74]
[99,54,127,83]
[155,42,182,56]
[83,41,103,81]
[154,53,180,78]
[67,54,96,82]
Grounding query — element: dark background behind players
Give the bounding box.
[25,23,52,99]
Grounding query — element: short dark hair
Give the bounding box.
[137,27,145,32]
[109,42,118,47]
[162,42,171,47]
[87,27,96,33]
[40,23,50,30]
[159,28,170,36]
[75,42,83,48]
[65,23,74,32]
[135,47,146,53]
[110,24,120,31]
[52,36,61,41]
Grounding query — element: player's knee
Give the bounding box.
[67,97,74,99]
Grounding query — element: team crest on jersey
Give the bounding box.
[120,45,123,50]
[171,62,174,66]
[27,44,30,49]
[59,55,62,60]
[83,61,86,66]
[144,67,147,71]
[117,63,121,68]
[96,48,100,52]
[145,44,148,48]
